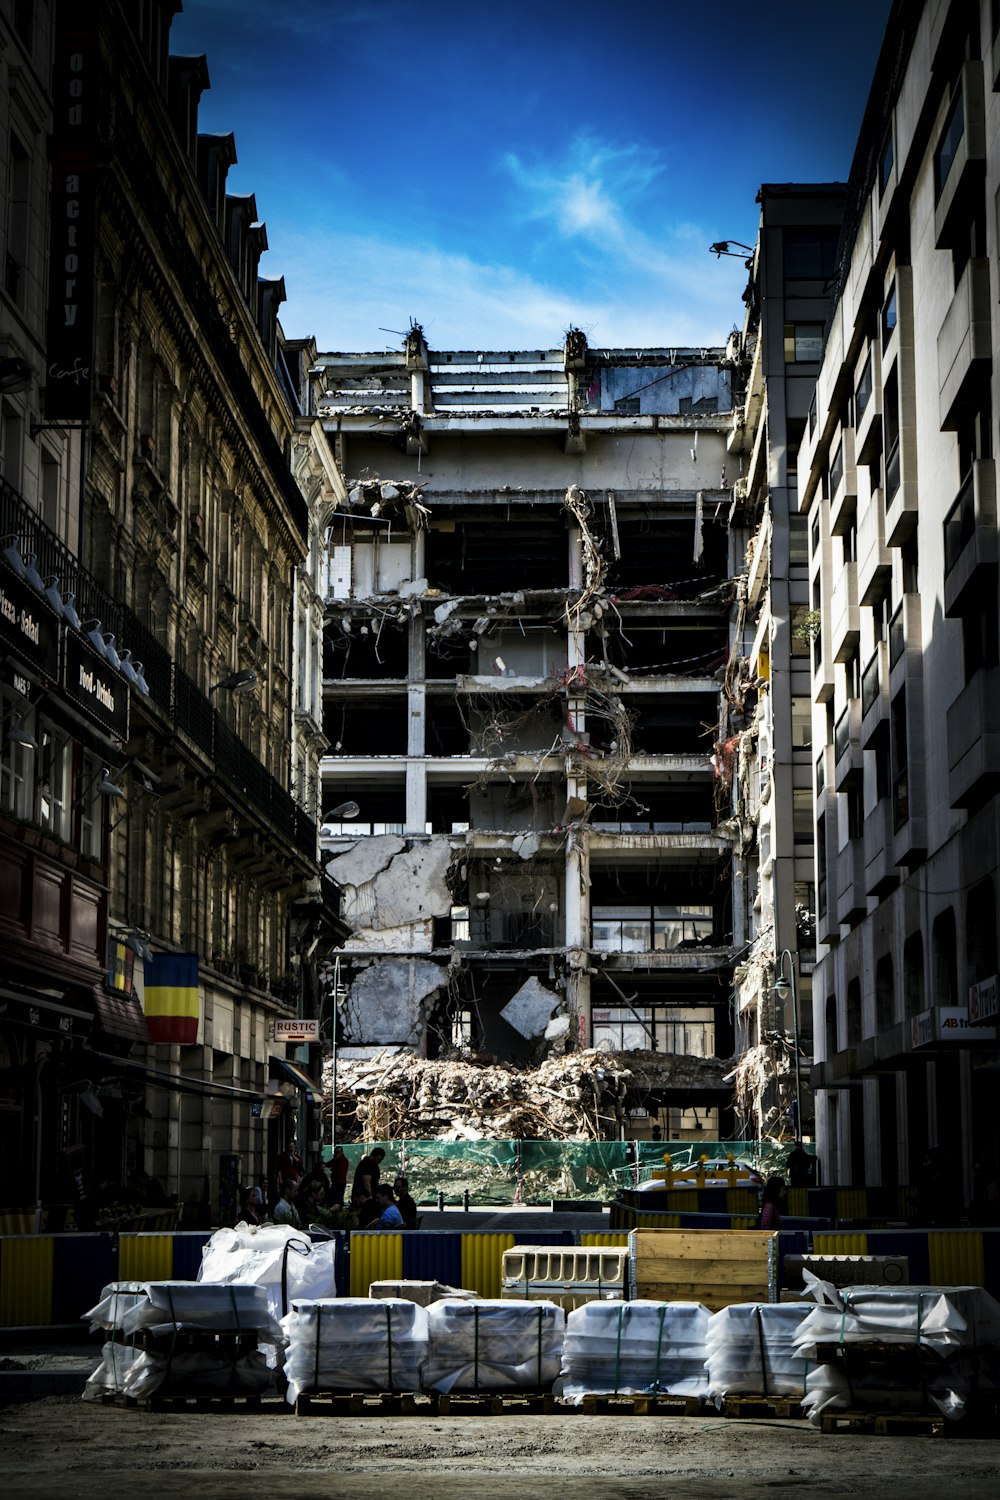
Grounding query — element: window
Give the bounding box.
[883,368,900,497]
[847,785,863,841]
[875,955,895,1030]
[962,585,999,683]
[816,813,828,917]
[783,227,839,280]
[793,788,813,844]
[38,724,71,840]
[789,514,809,567]
[784,323,824,363]
[829,438,844,498]
[0,694,34,819]
[854,348,873,423]
[891,687,909,831]
[846,977,862,1044]
[4,133,29,306]
[881,282,897,347]
[879,128,894,196]
[935,84,965,199]
[904,933,924,1018]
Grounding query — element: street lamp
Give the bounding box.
[772,948,803,1139]
[321,801,360,822]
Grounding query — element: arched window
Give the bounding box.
[966,879,998,987]
[876,956,895,1030]
[846,977,862,1045]
[932,909,957,1007]
[903,933,924,1018]
[825,994,838,1059]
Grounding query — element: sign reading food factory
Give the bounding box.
[64,629,129,740]
[0,559,60,679]
[44,12,98,421]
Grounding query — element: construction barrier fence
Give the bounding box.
[4,1223,1000,1330]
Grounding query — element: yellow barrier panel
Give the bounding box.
[812,1232,869,1256]
[349,1232,403,1297]
[580,1233,630,1248]
[118,1233,175,1283]
[0,1235,54,1327]
[461,1233,515,1299]
[728,1189,759,1214]
[786,1188,809,1217]
[929,1231,985,1288]
[836,1190,868,1220]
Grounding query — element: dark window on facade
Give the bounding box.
[881,282,897,347]
[879,128,894,196]
[783,227,839,280]
[933,909,958,1007]
[891,687,909,831]
[846,977,862,1045]
[935,84,965,199]
[962,584,1000,683]
[816,813,828,917]
[847,785,863,841]
[875,955,895,1030]
[825,994,838,1060]
[829,438,844,497]
[855,348,873,422]
[966,878,998,986]
[883,368,900,497]
[904,933,924,1018]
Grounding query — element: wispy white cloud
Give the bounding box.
[268,226,747,353]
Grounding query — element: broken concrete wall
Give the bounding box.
[342,957,446,1046]
[325,834,453,949]
[500,976,561,1038]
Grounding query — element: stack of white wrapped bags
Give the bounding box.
[82,1280,285,1401]
[422,1299,565,1394]
[705,1302,814,1404]
[559,1300,710,1402]
[282,1298,427,1402]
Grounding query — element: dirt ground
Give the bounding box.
[1,1395,998,1500]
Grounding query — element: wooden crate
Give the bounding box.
[628,1229,777,1310]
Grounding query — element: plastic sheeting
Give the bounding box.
[282,1298,427,1401]
[423,1297,565,1393]
[197,1224,339,1321]
[118,1280,285,1343]
[559,1300,710,1402]
[705,1302,814,1400]
[792,1282,1000,1423]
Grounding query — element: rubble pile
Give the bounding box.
[329,1047,729,1142]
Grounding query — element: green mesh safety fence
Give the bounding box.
[323,1139,815,1206]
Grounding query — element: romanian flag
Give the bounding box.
[143,953,200,1044]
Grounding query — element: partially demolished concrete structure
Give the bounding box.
[313,329,742,1139]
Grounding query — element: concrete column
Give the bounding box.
[835,1089,851,1187]
[959,1049,974,1208]
[406,685,426,833]
[925,1059,938,1145]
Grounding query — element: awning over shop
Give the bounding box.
[269,1056,325,1103]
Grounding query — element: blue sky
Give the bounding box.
[171,0,892,354]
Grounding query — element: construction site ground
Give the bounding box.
[2,1367,999,1499]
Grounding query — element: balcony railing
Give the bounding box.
[0,473,317,861]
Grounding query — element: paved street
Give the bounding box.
[1,1394,998,1500]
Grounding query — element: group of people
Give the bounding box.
[237,1139,418,1233]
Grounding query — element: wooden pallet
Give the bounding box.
[436,1391,558,1416]
[101,1392,283,1412]
[721,1395,804,1420]
[294,1391,430,1416]
[819,1408,946,1437]
[580,1393,702,1417]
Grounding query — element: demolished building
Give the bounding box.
[312,329,744,1140]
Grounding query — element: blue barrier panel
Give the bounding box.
[52,1233,114,1326]
[402,1232,463,1287]
[867,1230,930,1283]
[171,1232,212,1280]
[981,1229,1000,1298]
